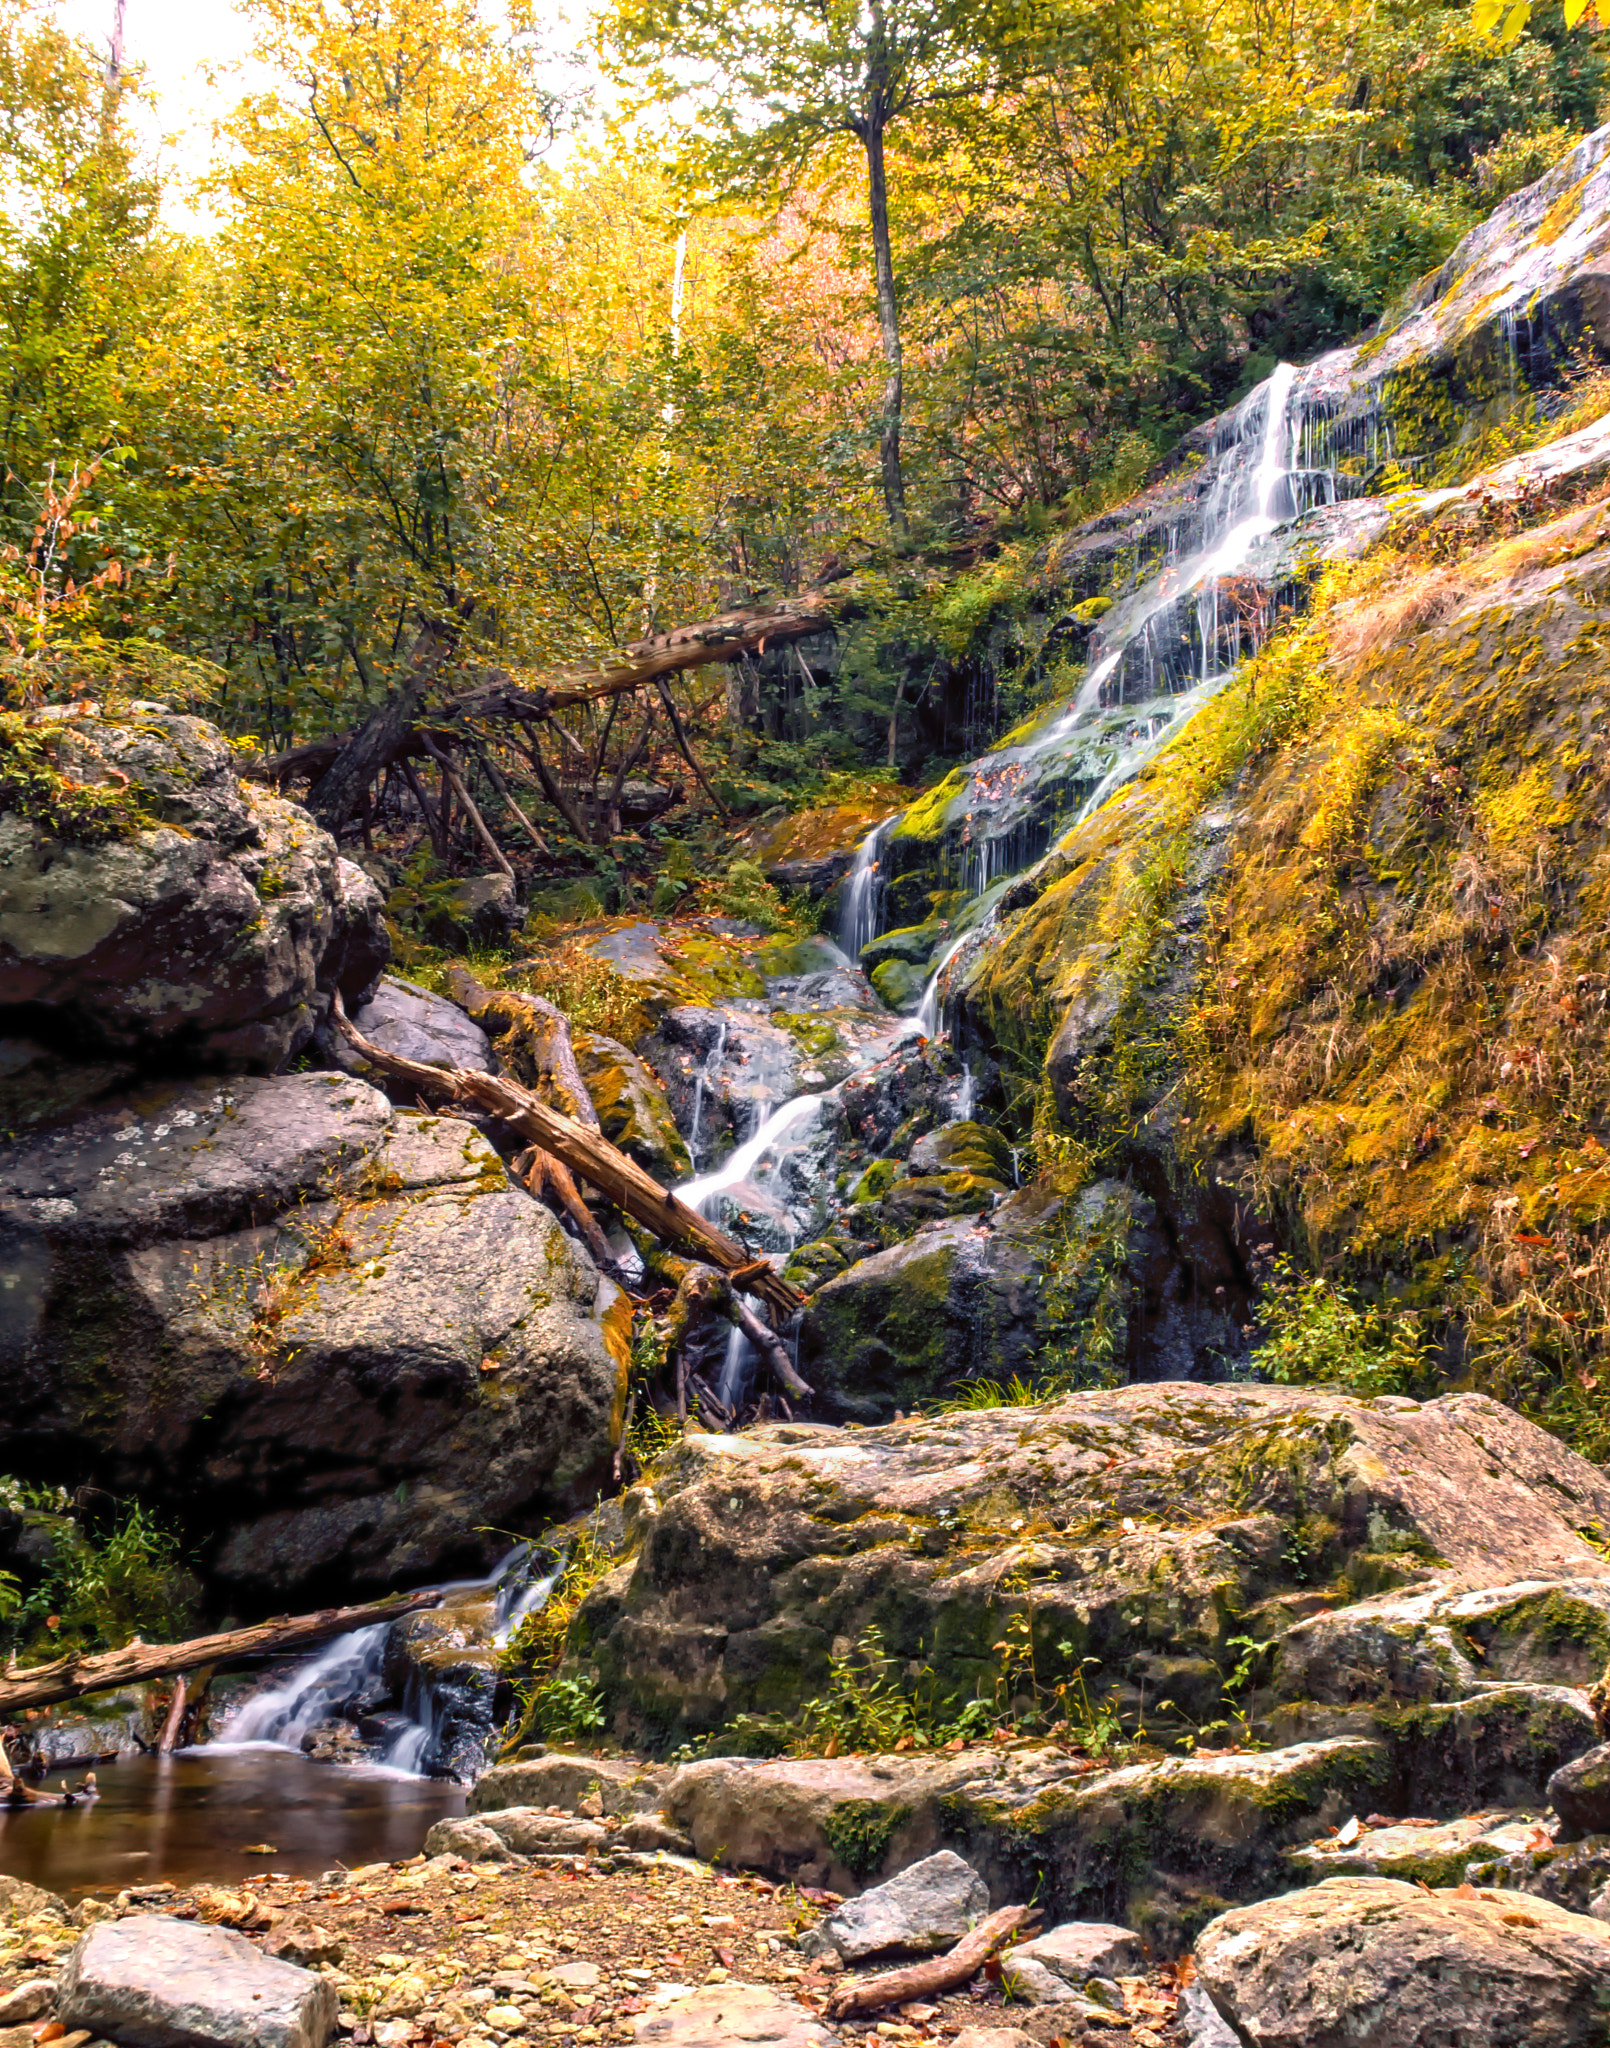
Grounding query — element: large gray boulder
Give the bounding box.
[0,1072,627,1597]
[1193,1876,1610,2047]
[328,975,493,1078]
[0,705,387,1069]
[58,1914,337,2048]
[799,1850,988,1961]
[1549,1741,1610,1842]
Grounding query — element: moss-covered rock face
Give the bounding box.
[657,1738,1387,1948]
[573,1384,1610,1762]
[572,1031,691,1182]
[0,1074,626,1602]
[0,704,389,1072]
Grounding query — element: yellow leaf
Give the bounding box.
[1497,0,1532,39]
[1565,0,1590,24]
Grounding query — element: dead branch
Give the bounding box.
[266,590,846,792]
[825,1906,1041,2020]
[330,993,805,1319]
[518,1145,632,1290]
[473,740,551,858]
[420,734,515,882]
[0,1592,440,1718]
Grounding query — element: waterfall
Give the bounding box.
[687,1016,728,1170]
[837,820,888,960]
[837,355,1361,1033]
[212,1548,553,1779]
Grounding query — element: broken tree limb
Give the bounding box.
[444,971,598,1128]
[825,1906,1041,2020]
[0,1591,440,1718]
[307,620,458,832]
[330,993,805,1319]
[472,740,551,858]
[156,1673,187,1755]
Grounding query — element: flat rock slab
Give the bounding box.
[473,1808,608,1856]
[664,1735,1389,1942]
[1008,1919,1139,1986]
[632,1984,837,2048]
[1288,1810,1547,1887]
[470,1752,669,1818]
[800,1849,987,1960]
[1195,1875,1610,2047]
[58,1913,338,2048]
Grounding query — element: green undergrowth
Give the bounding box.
[0,1480,196,1662]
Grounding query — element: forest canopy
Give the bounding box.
[2,0,1604,781]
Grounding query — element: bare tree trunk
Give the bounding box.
[421,735,515,881]
[308,622,456,836]
[862,76,908,537]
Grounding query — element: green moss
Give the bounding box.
[824,1799,912,1878]
[890,770,967,847]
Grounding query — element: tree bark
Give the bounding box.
[0,1592,439,1718]
[307,621,456,834]
[861,63,908,537]
[825,1906,1039,2020]
[331,994,805,1319]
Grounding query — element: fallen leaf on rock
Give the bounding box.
[1335,1817,1361,1846]
[1453,1883,1477,1899]
[242,1844,278,1855]
[32,2026,64,2045]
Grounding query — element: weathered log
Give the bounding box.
[825,1905,1040,2019]
[445,971,597,1129]
[331,993,805,1318]
[0,1591,440,1718]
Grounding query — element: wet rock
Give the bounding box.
[326,976,493,1081]
[632,1983,836,2048]
[0,704,387,1070]
[1,1075,627,1599]
[468,1751,670,1818]
[799,1200,1051,1418]
[422,1816,521,1861]
[647,1004,809,1165]
[423,872,518,951]
[298,1719,369,1764]
[798,1850,989,1960]
[383,1601,499,1781]
[1194,1875,1610,2048]
[660,1738,1387,1940]
[58,1913,338,2048]
[572,1031,691,1182]
[1549,1741,1610,1841]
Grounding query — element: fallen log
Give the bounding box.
[331,993,805,1320]
[0,1591,440,1719]
[266,590,845,788]
[825,1905,1041,2020]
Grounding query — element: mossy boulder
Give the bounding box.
[576,1384,1610,1759]
[870,959,928,1013]
[0,704,388,1071]
[572,1030,691,1182]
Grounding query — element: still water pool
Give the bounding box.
[0,1750,462,1901]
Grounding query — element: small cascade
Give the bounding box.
[687,1016,728,1169]
[213,1548,553,1780]
[677,1088,827,1225]
[837,820,888,960]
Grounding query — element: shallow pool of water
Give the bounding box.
[0,1750,463,1901]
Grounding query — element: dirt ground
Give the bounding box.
[0,1849,1191,2048]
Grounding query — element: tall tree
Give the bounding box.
[600,0,1017,536]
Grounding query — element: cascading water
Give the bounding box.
[687,1017,729,1170]
[213,1548,554,1779]
[844,355,1368,1029]
[837,820,888,960]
